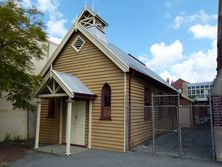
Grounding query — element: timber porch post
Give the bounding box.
[34,98,41,149]
[65,98,73,155]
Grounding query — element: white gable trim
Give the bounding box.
[40,23,78,76]
[35,70,74,98]
[40,22,129,77]
[51,70,74,98]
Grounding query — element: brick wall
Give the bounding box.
[212,96,222,127]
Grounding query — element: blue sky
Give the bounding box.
[23,0,218,83]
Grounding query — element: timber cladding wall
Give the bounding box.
[130,76,176,148]
[53,31,125,151]
[39,99,60,144]
[130,77,152,148]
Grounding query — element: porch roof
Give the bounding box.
[36,70,95,99]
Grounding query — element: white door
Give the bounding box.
[71,101,86,145]
[180,106,191,128]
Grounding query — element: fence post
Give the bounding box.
[177,93,183,157]
[152,92,155,154]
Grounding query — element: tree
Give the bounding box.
[0,0,47,111]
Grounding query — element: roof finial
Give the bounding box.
[84,0,87,8]
[92,0,95,11]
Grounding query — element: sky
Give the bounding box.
[22,0,218,83]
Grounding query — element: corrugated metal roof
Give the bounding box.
[53,70,94,95]
[87,26,177,91]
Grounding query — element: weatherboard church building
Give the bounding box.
[34,6,177,155]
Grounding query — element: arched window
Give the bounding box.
[101,83,111,120]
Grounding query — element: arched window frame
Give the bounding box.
[101,83,112,120]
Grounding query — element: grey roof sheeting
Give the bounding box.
[87,26,177,92]
[53,70,94,95]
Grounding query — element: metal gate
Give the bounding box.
[131,94,215,160]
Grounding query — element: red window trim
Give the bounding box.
[100,83,111,120]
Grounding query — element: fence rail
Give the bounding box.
[129,94,214,160]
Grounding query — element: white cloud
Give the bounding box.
[37,0,58,12]
[141,40,183,70]
[173,16,183,29]
[36,0,68,39]
[164,0,181,18]
[48,36,62,44]
[139,38,216,83]
[21,0,32,7]
[189,24,217,40]
[46,19,67,38]
[171,40,216,82]
[160,70,178,83]
[165,0,181,8]
[173,10,217,29]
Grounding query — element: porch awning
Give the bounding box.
[35,70,96,99]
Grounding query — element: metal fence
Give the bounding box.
[130,94,215,160]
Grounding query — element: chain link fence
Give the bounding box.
[130,94,214,160]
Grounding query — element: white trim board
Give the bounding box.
[40,22,129,77]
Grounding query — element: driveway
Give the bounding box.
[133,128,213,160]
[12,149,221,167]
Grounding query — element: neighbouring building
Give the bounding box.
[172,79,212,104]
[187,82,213,103]
[0,40,58,142]
[171,79,189,96]
[211,0,222,161]
[34,7,178,155]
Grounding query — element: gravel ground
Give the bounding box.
[11,149,222,167]
[0,143,30,165]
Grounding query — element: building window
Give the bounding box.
[48,99,56,118]
[71,35,85,53]
[188,90,191,95]
[101,83,111,120]
[144,87,151,120]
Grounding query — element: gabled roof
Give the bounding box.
[52,70,94,96]
[87,26,177,91]
[36,70,94,98]
[40,12,177,93]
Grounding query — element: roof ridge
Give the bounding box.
[128,53,146,66]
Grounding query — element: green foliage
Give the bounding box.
[0,0,47,111]
[3,134,11,143]
[3,134,25,143]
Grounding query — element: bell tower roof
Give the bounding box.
[76,6,108,32]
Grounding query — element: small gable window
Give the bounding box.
[101,83,111,120]
[48,99,56,118]
[71,35,85,53]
